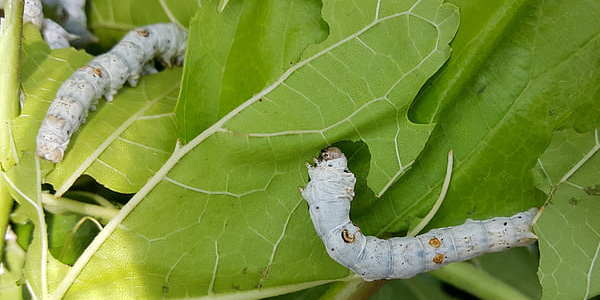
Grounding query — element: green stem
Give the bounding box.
[0,178,12,255]
[407,150,453,237]
[65,190,114,208]
[318,276,387,300]
[0,0,23,168]
[41,194,119,221]
[0,0,24,260]
[429,262,532,300]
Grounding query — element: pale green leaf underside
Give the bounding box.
[176,0,329,143]
[54,0,459,298]
[534,128,600,300]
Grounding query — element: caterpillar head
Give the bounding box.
[320,147,343,161]
[318,147,348,170]
[36,115,70,163]
[36,136,66,163]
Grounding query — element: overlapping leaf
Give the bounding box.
[176,0,329,142]
[357,0,600,236]
[533,128,600,300]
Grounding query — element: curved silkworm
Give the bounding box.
[36,23,187,163]
[300,147,538,281]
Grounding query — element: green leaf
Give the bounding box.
[46,1,459,298]
[358,0,600,236]
[474,247,542,299]
[533,128,600,300]
[47,213,101,266]
[175,0,329,143]
[410,0,532,123]
[0,226,27,300]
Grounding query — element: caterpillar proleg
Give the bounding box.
[300,147,538,281]
[36,23,187,163]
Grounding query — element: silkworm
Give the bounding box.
[300,147,538,281]
[36,23,187,163]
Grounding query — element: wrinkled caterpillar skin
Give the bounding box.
[36,23,187,163]
[301,147,538,281]
[42,18,74,49]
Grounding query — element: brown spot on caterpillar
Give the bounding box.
[93,68,102,77]
[258,98,263,102]
[433,253,444,264]
[137,29,150,37]
[428,237,442,248]
[341,229,355,243]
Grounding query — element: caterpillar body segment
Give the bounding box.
[301,147,538,281]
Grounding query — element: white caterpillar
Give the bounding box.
[36,23,187,163]
[300,147,538,281]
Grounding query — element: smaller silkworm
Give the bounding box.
[36,23,187,163]
[301,147,538,280]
